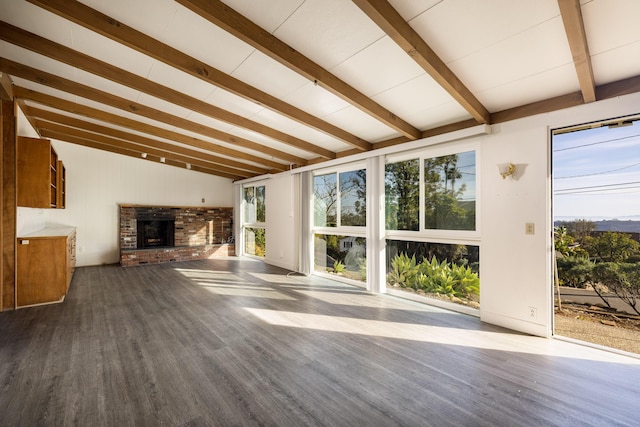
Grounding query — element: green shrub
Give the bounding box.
[387,253,419,288]
[388,254,479,298]
[556,255,593,288]
[333,260,345,274]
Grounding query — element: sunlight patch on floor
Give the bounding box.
[294,290,438,312]
[176,269,247,284]
[244,308,640,365]
[201,285,296,300]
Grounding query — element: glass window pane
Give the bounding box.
[339,169,366,226]
[256,185,266,223]
[314,234,366,282]
[424,151,476,230]
[244,187,255,224]
[245,227,265,257]
[314,173,337,227]
[385,159,419,230]
[386,239,480,306]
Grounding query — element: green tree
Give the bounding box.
[558,219,595,242]
[554,226,577,256]
[424,154,474,230]
[584,231,639,262]
[592,262,640,315]
[385,159,419,230]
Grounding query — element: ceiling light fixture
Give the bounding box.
[186,163,191,170]
[160,157,166,163]
[141,152,147,158]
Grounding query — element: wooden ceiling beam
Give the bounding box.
[0,60,305,167]
[0,21,336,159]
[557,0,596,103]
[39,127,243,179]
[25,107,270,176]
[596,73,640,101]
[176,0,422,140]
[14,86,294,171]
[352,0,490,124]
[27,0,371,152]
[31,118,252,179]
[0,72,13,100]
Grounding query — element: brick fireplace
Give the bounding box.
[119,205,234,266]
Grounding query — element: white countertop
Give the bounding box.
[18,226,76,239]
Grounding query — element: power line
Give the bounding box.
[555,161,640,179]
[553,133,640,152]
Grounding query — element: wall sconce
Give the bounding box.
[141,153,147,159]
[186,163,191,170]
[498,163,516,180]
[160,157,166,163]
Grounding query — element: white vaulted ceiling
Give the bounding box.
[1,0,639,179]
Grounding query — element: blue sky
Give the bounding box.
[553,120,640,220]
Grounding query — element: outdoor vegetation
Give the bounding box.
[387,253,479,302]
[314,234,366,281]
[555,219,640,315]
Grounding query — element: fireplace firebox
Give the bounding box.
[137,219,175,248]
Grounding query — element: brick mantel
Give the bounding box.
[119,205,234,266]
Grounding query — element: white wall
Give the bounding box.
[260,92,640,337]
[18,140,234,267]
[480,92,640,336]
[263,172,296,271]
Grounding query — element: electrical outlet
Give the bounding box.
[525,223,535,235]
[528,306,537,320]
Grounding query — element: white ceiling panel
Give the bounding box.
[165,4,256,75]
[248,108,348,150]
[449,17,572,96]
[80,0,179,43]
[371,74,459,126]
[582,0,640,56]
[224,126,317,160]
[330,36,425,98]
[70,26,156,78]
[145,60,217,101]
[323,107,400,143]
[273,0,384,70]
[203,87,265,119]
[221,0,305,33]
[388,0,443,21]
[591,40,640,85]
[0,0,74,45]
[181,111,236,134]
[407,0,561,64]
[0,42,78,82]
[401,101,472,131]
[231,50,310,99]
[135,92,202,119]
[283,82,352,119]
[477,63,580,112]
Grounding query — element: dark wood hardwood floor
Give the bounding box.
[1,258,639,426]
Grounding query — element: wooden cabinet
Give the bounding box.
[17,227,76,307]
[17,136,65,208]
[57,160,66,209]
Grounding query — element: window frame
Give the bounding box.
[242,181,267,258]
[385,140,481,244]
[313,161,367,238]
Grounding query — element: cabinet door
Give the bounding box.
[57,161,66,209]
[17,137,58,208]
[17,238,66,306]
